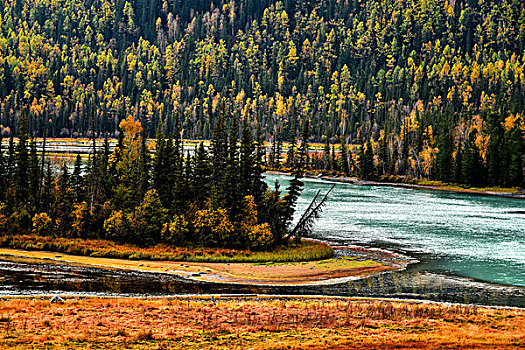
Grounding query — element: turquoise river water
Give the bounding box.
[267,174,525,288]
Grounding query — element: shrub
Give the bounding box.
[32,212,54,236]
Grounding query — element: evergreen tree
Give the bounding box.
[438,130,453,182]
[453,141,463,184]
[0,133,6,201]
[339,134,350,176]
[239,116,256,198]
[253,125,268,205]
[172,114,186,213]
[15,115,30,208]
[486,113,504,185]
[323,137,331,171]
[462,130,485,187]
[286,127,296,167]
[359,137,375,180]
[192,142,212,207]
[502,126,524,187]
[71,154,84,203]
[298,119,310,169]
[139,129,151,197]
[211,103,228,198]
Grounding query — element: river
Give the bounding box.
[267,174,525,288]
[1,174,524,306]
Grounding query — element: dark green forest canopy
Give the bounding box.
[0,0,523,188]
[0,0,524,137]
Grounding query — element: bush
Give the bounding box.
[32,212,54,236]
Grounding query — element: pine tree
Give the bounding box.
[453,141,463,184]
[239,116,256,198]
[298,119,310,169]
[192,142,212,207]
[221,114,241,214]
[253,125,268,205]
[139,129,150,197]
[359,137,375,180]
[286,127,296,167]
[339,134,350,176]
[486,113,504,185]
[15,115,30,208]
[172,113,186,213]
[503,126,524,187]
[28,137,40,211]
[438,130,453,182]
[323,137,331,171]
[71,154,84,203]
[462,130,485,187]
[211,102,228,196]
[0,132,5,201]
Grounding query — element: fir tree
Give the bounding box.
[15,115,30,208]
[240,116,256,199]
[462,130,485,187]
[71,154,84,203]
[359,137,375,180]
[339,134,350,176]
[192,142,212,207]
[323,137,331,171]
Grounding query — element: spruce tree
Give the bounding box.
[286,127,296,167]
[453,141,463,184]
[339,134,350,176]
[359,137,375,180]
[192,142,212,207]
[486,113,504,185]
[438,130,453,182]
[71,154,84,203]
[462,130,485,187]
[211,103,228,194]
[28,137,41,211]
[139,129,150,197]
[323,137,331,171]
[221,114,241,214]
[253,125,268,205]
[172,113,186,213]
[239,116,256,199]
[0,133,5,201]
[15,115,30,208]
[298,119,310,169]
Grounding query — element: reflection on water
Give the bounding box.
[266,175,525,288]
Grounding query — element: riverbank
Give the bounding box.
[0,245,409,286]
[0,235,333,263]
[0,296,523,349]
[266,171,525,199]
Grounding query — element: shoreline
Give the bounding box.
[0,245,410,286]
[266,171,525,199]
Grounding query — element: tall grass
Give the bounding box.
[0,235,333,263]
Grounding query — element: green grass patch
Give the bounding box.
[0,234,333,263]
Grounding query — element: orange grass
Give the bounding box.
[0,297,523,349]
[0,248,395,285]
[0,235,333,263]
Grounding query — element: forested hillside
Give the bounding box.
[0,0,523,186]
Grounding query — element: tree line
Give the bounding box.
[0,108,312,250]
[0,0,523,188]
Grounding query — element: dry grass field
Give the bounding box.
[0,297,523,349]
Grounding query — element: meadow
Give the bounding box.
[0,297,523,349]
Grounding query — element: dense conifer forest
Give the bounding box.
[0,0,524,232]
[0,109,316,249]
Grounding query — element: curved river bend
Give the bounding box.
[1,174,524,306]
[267,174,525,288]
